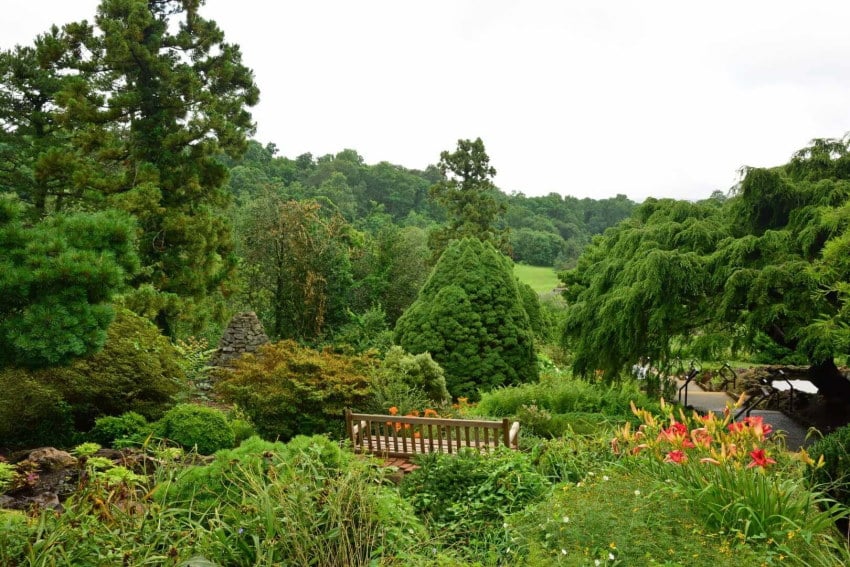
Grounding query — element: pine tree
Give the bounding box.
[0,196,139,367]
[4,0,261,334]
[428,138,510,260]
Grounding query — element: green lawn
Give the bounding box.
[514,264,561,294]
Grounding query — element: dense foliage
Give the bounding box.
[808,424,850,509]
[236,197,355,340]
[372,346,450,405]
[6,4,850,564]
[1,0,259,335]
[395,238,538,399]
[401,449,549,552]
[88,412,150,448]
[216,340,374,440]
[0,309,182,447]
[225,141,634,271]
[0,197,138,367]
[0,436,431,566]
[563,140,850,394]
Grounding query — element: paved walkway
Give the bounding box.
[675,380,812,450]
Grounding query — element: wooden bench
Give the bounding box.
[344,409,520,458]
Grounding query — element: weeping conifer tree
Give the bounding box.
[394,238,537,400]
[561,137,850,397]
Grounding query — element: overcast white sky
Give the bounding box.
[5,1,850,201]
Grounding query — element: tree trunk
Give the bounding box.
[808,359,850,400]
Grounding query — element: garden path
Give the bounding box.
[676,380,811,450]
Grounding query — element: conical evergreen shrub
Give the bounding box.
[395,238,537,399]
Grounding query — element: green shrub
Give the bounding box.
[367,373,432,416]
[401,448,549,552]
[160,436,289,512]
[47,308,184,429]
[159,434,430,565]
[155,404,235,455]
[216,341,374,441]
[89,412,150,447]
[474,375,655,421]
[515,405,617,438]
[516,278,545,337]
[228,417,257,446]
[0,309,184,447]
[333,305,394,354]
[385,346,450,403]
[529,434,618,484]
[369,346,450,412]
[808,424,850,506]
[200,436,426,566]
[0,370,75,448]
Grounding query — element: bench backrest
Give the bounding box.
[344,410,520,458]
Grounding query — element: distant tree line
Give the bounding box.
[223,140,636,270]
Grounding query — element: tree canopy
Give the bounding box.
[236,196,355,341]
[428,138,510,259]
[562,138,850,396]
[1,0,259,334]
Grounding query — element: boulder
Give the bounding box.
[22,447,77,470]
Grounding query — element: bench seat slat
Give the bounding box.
[346,410,519,459]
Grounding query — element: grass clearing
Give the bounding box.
[514,264,561,294]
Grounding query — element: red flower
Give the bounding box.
[747,448,776,469]
[658,421,689,443]
[667,422,688,436]
[743,416,773,437]
[665,450,687,464]
[729,416,774,439]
